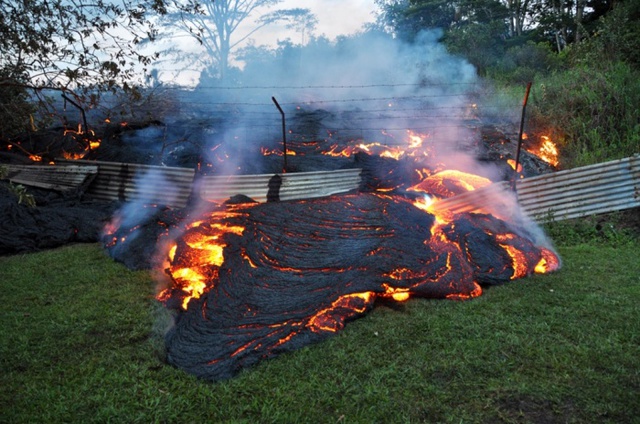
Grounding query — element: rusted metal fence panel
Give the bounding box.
[431,154,640,222]
[57,160,196,208]
[1,164,98,192]
[200,168,362,203]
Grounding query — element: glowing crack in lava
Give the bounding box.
[156,192,559,381]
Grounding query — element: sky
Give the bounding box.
[278,0,377,40]
[157,0,379,84]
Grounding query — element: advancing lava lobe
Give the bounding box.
[161,193,558,381]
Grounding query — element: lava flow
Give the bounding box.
[152,190,558,381]
[103,129,561,382]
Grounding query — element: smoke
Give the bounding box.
[220,29,479,135]
[101,168,184,267]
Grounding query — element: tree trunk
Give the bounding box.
[575,0,584,43]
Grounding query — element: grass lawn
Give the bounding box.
[1,240,638,423]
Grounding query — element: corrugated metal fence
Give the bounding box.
[58,160,362,207]
[30,154,640,220]
[200,168,362,203]
[58,160,196,207]
[431,154,640,222]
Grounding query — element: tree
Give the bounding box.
[0,0,169,138]
[0,0,166,95]
[503,0,535,37]
[163,0,315,81]
[373,0,458,41]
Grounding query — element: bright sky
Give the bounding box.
[279,0,377,39]
[158,0,379,85]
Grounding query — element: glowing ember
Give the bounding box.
[507,159,523,172]
[61,123,102,160]
[321,130,431,160]
[261,147,299,156]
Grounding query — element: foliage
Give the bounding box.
[563,0,640,68]
[527,61,640,166]
[160,0,315,82]
[488,41,562,83]
[7,184,36,208]
[0,70,38,139]
[444,21,508,76]
[542,210,639,247]
[0,0,165,92]
[1,242,639,423]
[0,0,170,140]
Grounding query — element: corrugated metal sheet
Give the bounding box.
[57,159,196,208]
[52,155,639,219]
[430,154,640,222]
[56,160,362,207]
[517,154,640,221]
[2,164,98,192]
[200,168,362,203]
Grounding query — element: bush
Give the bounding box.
[0,76,37,140]
[564,1,640,68]
[527,61,640,167]
[489,41,561,84]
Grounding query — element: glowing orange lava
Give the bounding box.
[408,169,492,199]
[159,210,247,310]
[321,130,431,160]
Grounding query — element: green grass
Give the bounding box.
[1,241,639,423]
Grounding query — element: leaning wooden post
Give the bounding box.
[513,82,532,191]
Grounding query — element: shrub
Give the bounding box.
[527,61,640,167]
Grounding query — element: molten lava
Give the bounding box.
[150,190,559,381]
[102,125,561,382]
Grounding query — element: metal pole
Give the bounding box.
[513,82,532,191]
[271,96,288,172]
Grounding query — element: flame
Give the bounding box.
[61,123,102,160]
[526,135,559,167]
[538,136,559,166]
[507,159,522,173]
